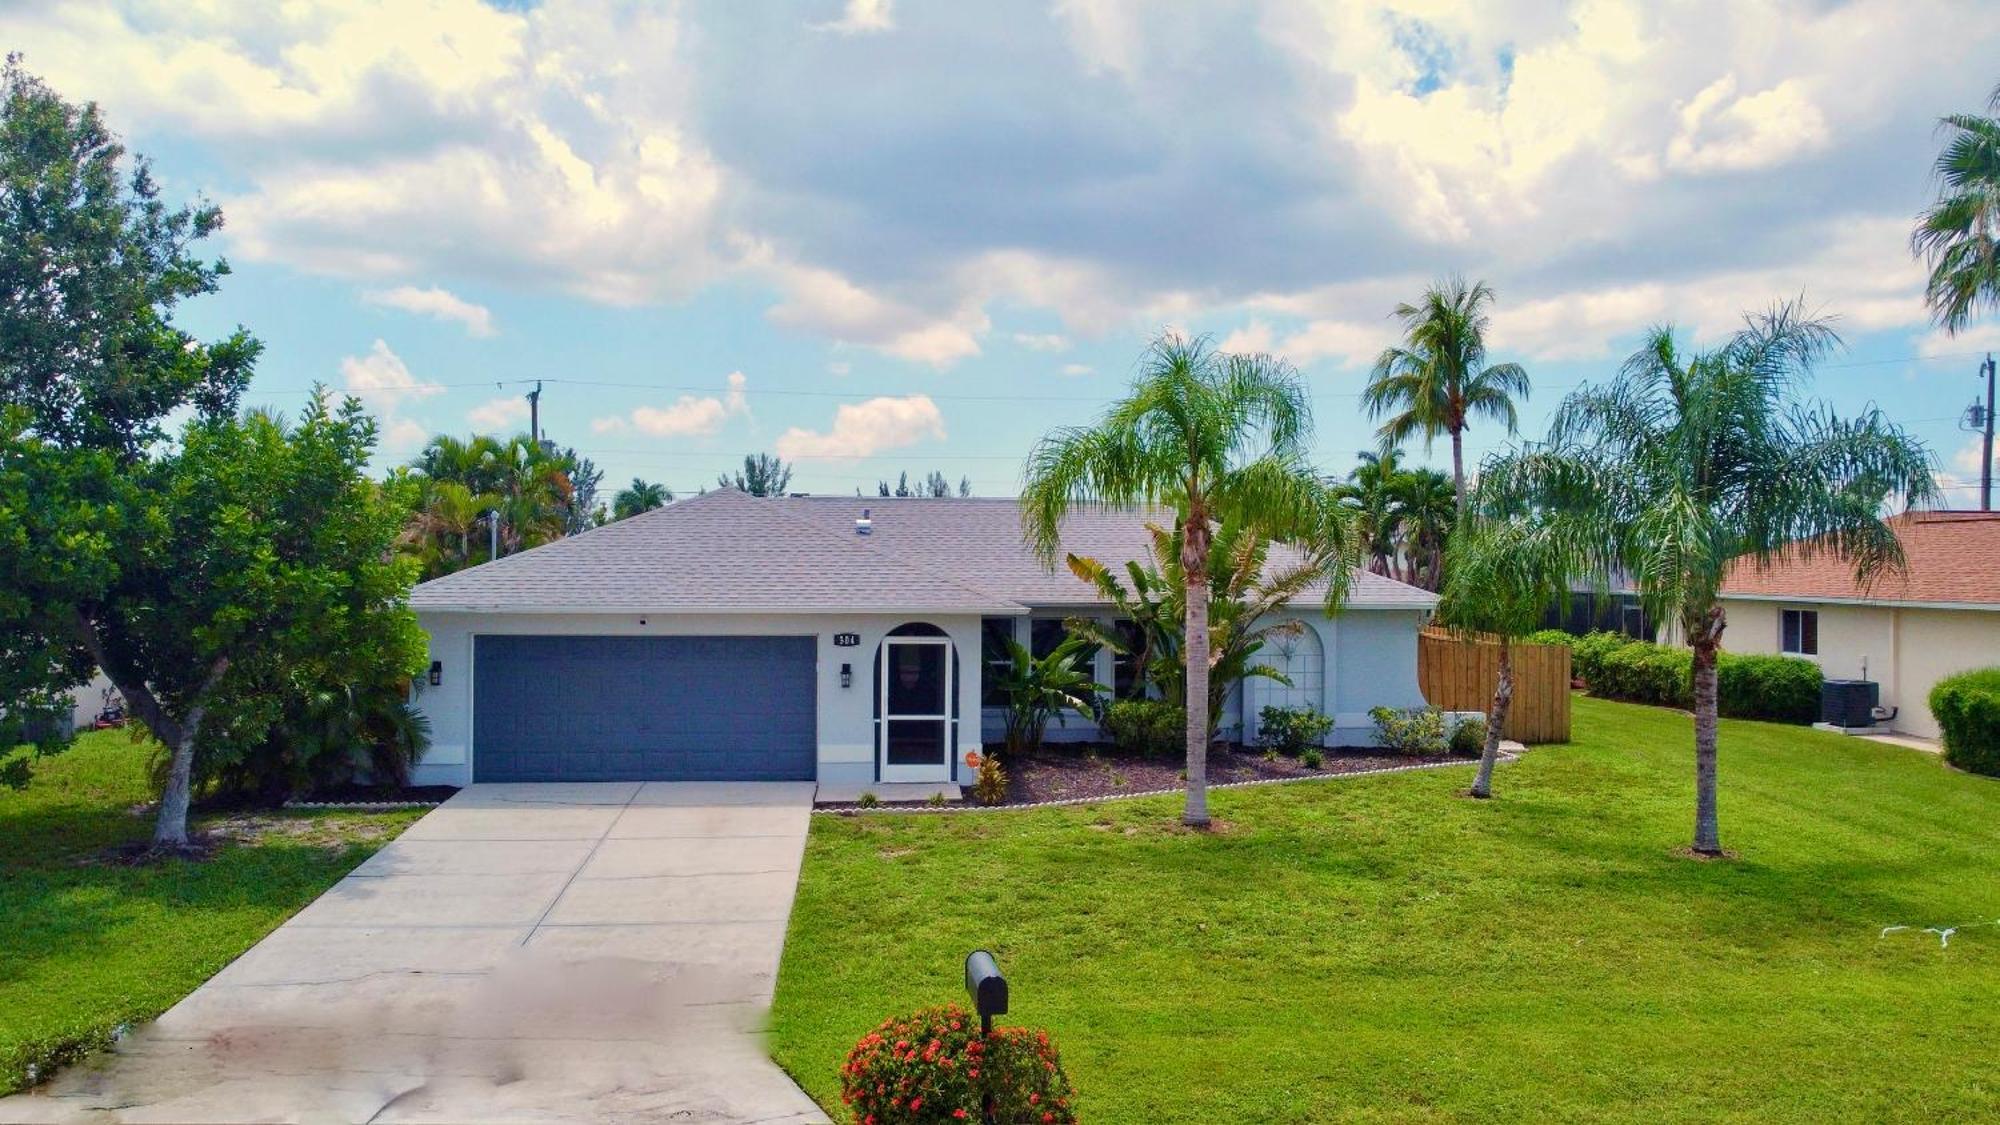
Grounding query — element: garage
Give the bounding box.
[472,634,817,782]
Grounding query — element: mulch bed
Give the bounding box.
[283,784,461,807]
[1000,744,1470,806]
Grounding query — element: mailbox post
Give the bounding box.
[964,949,1008,1034]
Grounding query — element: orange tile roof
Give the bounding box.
[1721,511,2000,607]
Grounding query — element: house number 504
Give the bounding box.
[833,633,860,647]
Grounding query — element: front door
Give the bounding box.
[880,636,951,782]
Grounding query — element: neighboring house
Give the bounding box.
[406,489,1437,788]
[1718,511,2000,739]
[1542,571,1653,640]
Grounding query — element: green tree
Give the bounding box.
[1912,81,2000,332]
[1481,302,1935,853]
[1333,445,1456,591]
[1023,333,1353,826]
[1438,508,1599,798]
[612,477,672,520]
[722,452,794,496]
[991,636,1102,754]
[1363,277,1529,513]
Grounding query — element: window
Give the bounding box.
[1780,608,1818,656]
[1620,604,1647,640]
[1030,618,1067,659]
[980,617,1014,707]
[1111,619,1145,699]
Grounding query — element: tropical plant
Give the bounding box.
[721,452,794,496]
[404,433,580,575]
[1363,276,1530,512]
[1257,705,1335,754]
[612,477,671,520]
[1479,300,1936,854]
[970,751,1009,805]
[1912,81,2000,332]
[1067,515,1337,739]
[840,1004,1078,1125]
[199,680,431,803]
[1024,333,1352,825]
[1333,444,1456,590]
[1369,705,1449,756]
[991,636,1101,754]
[1437,504,1599,797]
[1102,698,1184,757]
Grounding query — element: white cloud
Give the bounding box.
[363,285,497,337]
[338,339,441,452]
[828,360,852,375]
[1014,332,1071,352]
[1060,363,1094,377]
[775,395,945,459]
[1666,76,1830,174]
[1915,323,2000,360]
[1220,317,1384,368]
[468,396,529,430]
[592,371,749,438]
[759,256,987,367]
[813,0,895,35]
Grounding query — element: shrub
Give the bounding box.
[1449,715,1487,756]
[1369,706,1448,756]
[1717,653,1821,724]
[1258,705,1335,754]
[1595,642,1692,708]
[1930,667,2000,778]
[1300,747,1324,768]
[1525,629,1575,648]
[1103,698,1184,758]
[1570,630,1637,688]
[841,1003,1078,1124]
[971,752,1009,806]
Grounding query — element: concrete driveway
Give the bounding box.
[13,782,829,1124]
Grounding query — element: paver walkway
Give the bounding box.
[8,782,829,1124]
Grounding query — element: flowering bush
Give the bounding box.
[840,1004,1078,1124]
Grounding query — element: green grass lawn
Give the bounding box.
[0,730,423,1093]
[770,696,2000,1123]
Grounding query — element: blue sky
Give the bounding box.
[13,0,2000,504]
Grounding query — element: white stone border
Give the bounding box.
[813,749,1521,815]
[282,799,445,810]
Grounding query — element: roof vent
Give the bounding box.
[856,508,873,536]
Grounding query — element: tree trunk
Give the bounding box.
[153,708,203,849]
[1689,605,1726,856]
[1471,638,1512,799]
[1183,573,1211,827]
[1450,427,1466,517]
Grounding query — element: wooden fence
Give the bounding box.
[1416,626,1572,743]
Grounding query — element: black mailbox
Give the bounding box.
[964,949,1008,1030]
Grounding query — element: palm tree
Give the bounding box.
[722,452,794,496]
[1481,301,1935,853]
[1335,445,1406,579]
[1393,467,1456,591]
[1332,446,1456,590]
[612,477,671,520]
[1022,333,1353,827]
[1912,81,2000,332]
[1438,505,1600,798]
[1363,277,1530,512]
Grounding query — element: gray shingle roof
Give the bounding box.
[411,490,1440,613]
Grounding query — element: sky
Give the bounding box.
[11,0,2000,506]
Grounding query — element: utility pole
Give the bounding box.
[1967,355,1996,511]
[527,380,543,447]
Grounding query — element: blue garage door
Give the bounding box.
[473,635,817,782]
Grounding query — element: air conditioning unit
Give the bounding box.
[1821,679,1879,728]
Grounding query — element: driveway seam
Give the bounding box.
[519,782,644,947]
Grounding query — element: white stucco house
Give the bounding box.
[406,489,1438,788]
[1719,510,2000,739]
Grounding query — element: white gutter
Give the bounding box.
[1719,593,2000,613]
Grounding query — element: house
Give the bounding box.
[1718,510,2000,739]
[405,488,1438,787]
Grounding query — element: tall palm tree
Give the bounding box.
[1022,333,1353,827]
[1332,446,1456,590]
[612,477,671,520]
[1393,467,1456,591]
[1912,81,2000,332]
[1481,301,1935,854]
[1335,445,1406,578]
[1363,276,1530,512]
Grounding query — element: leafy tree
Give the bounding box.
[1912,81,2000,332]
[722,452,793,496]
[0,57,259,458]
[612,477,672,520]
[1437,507,1599,798]
[1363,277,1529,512]
[1067,516,1334,736]
[558,447,604,534]
[1481,301,1935,853]
[1023,333,1353,827]
[991,635,1102,754]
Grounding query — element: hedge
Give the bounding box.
[1929,667,2000,778]
[1571,631,1822,724]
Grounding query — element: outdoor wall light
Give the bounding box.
[428,660,442,686]
[840,662,852,689]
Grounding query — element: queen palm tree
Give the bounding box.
[1480,300,1935,853]
[1912,81,2000,332]
[612,477,672,520]
[1022,333,1353,826]
[1364,277,1530,512]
